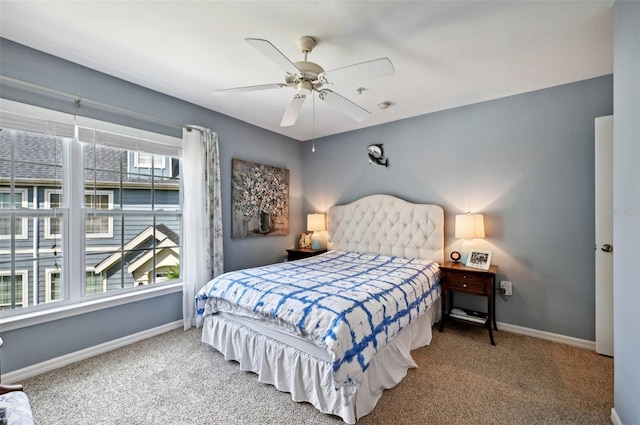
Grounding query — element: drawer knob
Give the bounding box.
[463,283,467,288]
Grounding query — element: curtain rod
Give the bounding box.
[0,75,201,133]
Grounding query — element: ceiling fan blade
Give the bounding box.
[280,94,306,127]
[245,38,301,75]
[321,58,395,84]
[212,83,287,95]
[318,89,370,123]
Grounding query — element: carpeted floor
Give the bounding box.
[21,322,613,425]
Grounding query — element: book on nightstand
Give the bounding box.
[449,308,487,324]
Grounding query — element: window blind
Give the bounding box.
[76,116,181,157]
[0,99,75,138]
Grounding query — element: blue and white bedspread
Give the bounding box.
[195,250,440,389]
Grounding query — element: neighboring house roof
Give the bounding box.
[0,131,179,185]
[155,223,179,245]
[127,238,179,274]
[94,224,179,274]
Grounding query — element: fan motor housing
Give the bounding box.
[287,61,325,89]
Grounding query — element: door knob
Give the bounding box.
[601,244,613,253]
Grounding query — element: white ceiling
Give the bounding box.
[0,1,613,141]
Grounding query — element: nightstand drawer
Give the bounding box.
[442,271,488,295]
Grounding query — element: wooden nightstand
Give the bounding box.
[438,261,499,345]
[286,248,327,261]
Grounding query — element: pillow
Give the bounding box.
[299,232,312,249]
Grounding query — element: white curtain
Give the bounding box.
[182,126,224,330]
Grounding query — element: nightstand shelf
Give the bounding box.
[438,261,499,345]
[449,307,488,325]
[286,248,327,261]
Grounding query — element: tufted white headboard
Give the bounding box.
[327,194,444,264]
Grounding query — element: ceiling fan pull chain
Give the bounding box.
[312,92,316,153]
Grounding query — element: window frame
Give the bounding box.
[0,99,183,326]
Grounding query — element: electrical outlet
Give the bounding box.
[500,280,513,296]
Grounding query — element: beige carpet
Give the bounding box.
[21,322,613,425]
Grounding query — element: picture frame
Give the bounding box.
[466,250,493,270]
[231,158,289,238]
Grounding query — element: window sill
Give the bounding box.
[0,282,183,332]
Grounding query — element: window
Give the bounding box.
[84,192,113,237]
[85,271,105,295]
[43,190,62,237]
[0,189,28,239]
[47,269,105,299]
[0,271,28,310]
[0,99,182,316]
[45,190,114,238]
[134,152,166,169]
[45,270,62,303]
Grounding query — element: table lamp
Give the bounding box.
[307,213,326,250]
[455,213,485,262]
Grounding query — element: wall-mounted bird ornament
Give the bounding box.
[367,144,389,167]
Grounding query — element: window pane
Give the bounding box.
[1,131,63,183]
[86,217,180,293]
[84,144,126,186]
[82,140,181,293]
[154,176,181,211]
[0,257,64,310]
[86,250,125,293]
[121,158,180,211]
[0,214,64,310]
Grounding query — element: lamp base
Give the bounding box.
[311,232,321,250]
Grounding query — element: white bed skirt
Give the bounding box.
[201,304,440,424]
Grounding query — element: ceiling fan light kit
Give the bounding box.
[297,80,313,96]
[213,35,395,127]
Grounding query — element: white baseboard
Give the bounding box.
[611,407,623,425]
[2,320,183,384]
[496,321,596,350]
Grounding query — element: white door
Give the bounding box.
[595,115,613,357]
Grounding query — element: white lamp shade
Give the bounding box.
[307,213,326,232]
[455,213,485,239]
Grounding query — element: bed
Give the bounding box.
[196,194,444,423]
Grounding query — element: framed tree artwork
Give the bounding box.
[231,158,289,238]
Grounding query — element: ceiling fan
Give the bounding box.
[213,36,395,127]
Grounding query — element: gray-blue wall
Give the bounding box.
[0,33,624,395]
[613,1,640,423]
[303,75,613,341]
[0,38,303,373]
